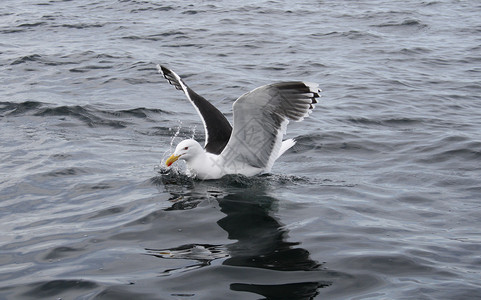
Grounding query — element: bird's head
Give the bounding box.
[165,139,203,167]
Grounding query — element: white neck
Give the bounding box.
[184,152,225,180]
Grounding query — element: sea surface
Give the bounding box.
[1,0,481,299]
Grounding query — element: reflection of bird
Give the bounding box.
[147,179,330,298]
[218,192,321,272]
[218,191,330,298]
[158,65,321,180]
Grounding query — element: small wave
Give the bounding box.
[10,54,42,65]
[9,51,128,67]
[294,132,398,156]
[0,28,26,34]
[122,31,188,41]
[182,10,202,15]
[88,206,125,220]
[421,147,481,164]
[116,107,165,118]
[311,30,381,41]
[0,101,43,115]
[43,246,83,261]
[18,22,47,28]
[68,64,113,73]
[18,279,98,298]
[42,167,89,178]
[399,47,432,55]
[34,105,128,128]
[53,23,105,30]
[412,136,481,165]
[374,18,428,29]
[129,5,175,14]
[347,116,424,127]
[1,101,166,128]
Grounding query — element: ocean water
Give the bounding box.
[1,0,481,299]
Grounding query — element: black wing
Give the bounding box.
[157,65,232,155]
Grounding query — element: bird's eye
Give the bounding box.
[183,147,189,150]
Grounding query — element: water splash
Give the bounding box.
[169,120,183,150]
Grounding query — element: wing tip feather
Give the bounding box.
[156,64,184,91]
[288,82,321,122]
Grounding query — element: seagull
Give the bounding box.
[158,64,320,180]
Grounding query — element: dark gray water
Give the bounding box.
[1,0,481,299]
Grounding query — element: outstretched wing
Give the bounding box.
[220,82,320,171]
[157,64,232,155]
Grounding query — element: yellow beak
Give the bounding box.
[165,154,181,167]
